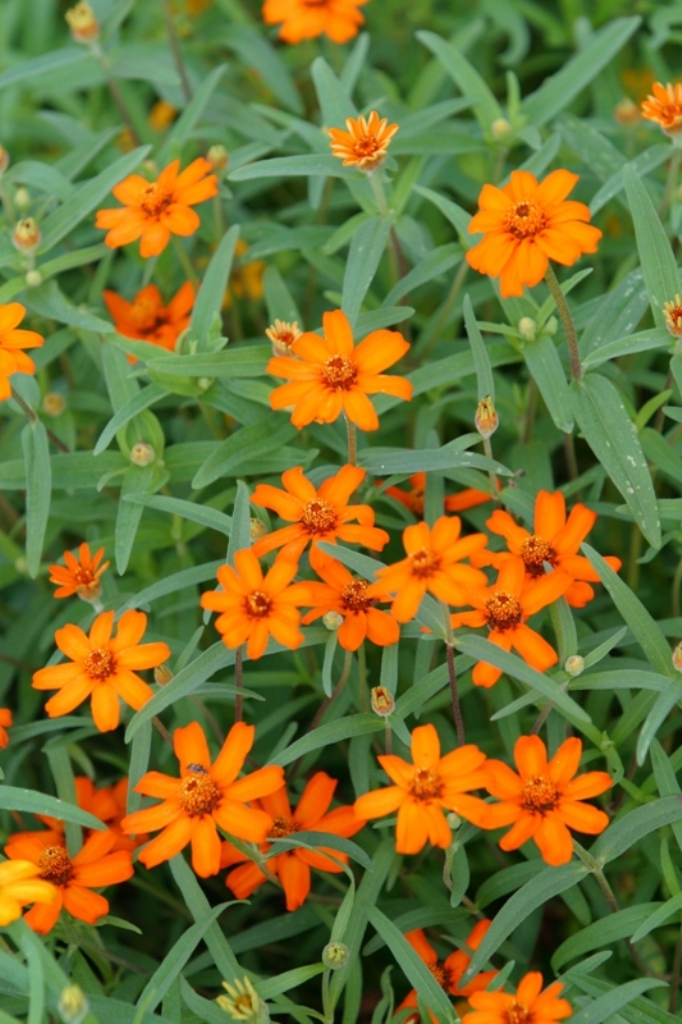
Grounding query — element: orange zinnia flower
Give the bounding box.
[366,516,488,624]
[266,319,302,355]
[329,112,399,172]
[466,169,602,298]
[32,610,171,732]
[380,472,495,517]
[399,920,496,1024]
[463,972,572,1024]
[450,558,570,689]
[5,829,133,934]
[0,302,44,401]
[103,282,195,357]
[480,735,612,866]
[222,772,364,911]
[201,549,311,660]
[641,82,682,135]
[299,552,399,651]
[95,158,218,258]
[354,723,489,854]
[121,722,284,878]
[0,861,58,927]
[474,490,622,609]
[0,708,12,749]
[262,0,367,44]
[267,309,412,431]
[251,464,389,561]
[48,541,110,603]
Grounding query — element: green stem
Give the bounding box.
[11,387,69,452]
[367,170,389,217]
[673,557,682,619]
[544,263,582,381]
[670,923,682,1012]
[91,44,142,145]
[160,0,193,103]
[173,235,199,289]
[482,434,499,505]
[440,600,464,745]
[418,258,468,360]
[345,415,357,466]
[358,641,367,712]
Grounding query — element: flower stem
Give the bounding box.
[482,434,500,505]
[90,44,142,146]
[440,600,464,745]
[368,170,389,218]
[670,924,682,1012]
[160,0,193,104]
[234,645,244,723]
[544,263,582,382]
[173,235,199,289]
[11,387,70,453]
[345,415,357,466]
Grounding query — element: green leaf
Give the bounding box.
[123,494,232,537]
[229,154,348,181]
[570,375,661,548]
[416,31,503,131]
[227,479,252,567]
[636,676,682,765]
[552,904,661,971]
[383,244,461,308]
[157,64,228,164]
[21,420,51,578]
[223,28,302,115]
[524,336,573,433]
[569,979,666,1024]
[115,466,156,575]
[0,786,106,830]
[169,857,241,983]
[590,144,670,215]
[463,294,494,401]
[590,795,682,864]
[311,56,356,129]
[192,415,297,489]
[582,328,671,370]
[359,440,511,476]
[189,225,241,349]
[631,893,682,943]
[121,560,223,612]
[263,266,302,326]
[341,217,392,326]
[0,47,91,90]
[94,384,166,456]
[623,164,680,328]
[146,346,270,378]
[267,714,385,767]
[412,184,472,245]
[520,17,640,127]
[270,831,372,872]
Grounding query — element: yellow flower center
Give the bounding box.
[179,770,221,816]
[409,768,444,802]
[140,183,173,218]
[506,200,547,239]
[130,297,164,334]
[244,590,272,619]
[341,579,371,613]
[410,548,441,579]
[268,815,300,838]
[38,845,73,886]
[485,592,523,631]
[507,1005,531,1024]
[519,535,556,577]
[85,648,116,681]
[521,775,560,814]
[322,354,358,391]
[301,498,338,535]
[428,963,451,989]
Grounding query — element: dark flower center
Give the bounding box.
[85,648,116,681]
[519,535,556,577]
[322,355,358,391]
[39,845,73,886]
[180,771,221,816]
[521,775,560,814]
[301,499,337,535]
[485,592,523,631]
[409,768,443,802]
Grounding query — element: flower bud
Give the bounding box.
[518,316,537,342]
[322,942,349,970]
[614,97,640,125]
[14,187,30,210]
[673,642,682,674]
[197,376,213,392]
[322,610,343,631]
[65,1,100,43]
[564,654,584,677]
[14,555,28,575]
[42,392,66,417]
[664,296,682,338]
[12,218,41,253]
[491,118,512,140]
[446,811,462,829]
[250,518,268,543]
[25,269,42,288]
[155,664,174,686]
[370,686,394,717]
[58,984,89,1024]
[0,145,9,175]
[265,319,302,356]
[475,396,498,439]
[207,144,230,173]
[217,977,268,1022]
[130,442,155,467]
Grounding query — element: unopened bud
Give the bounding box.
[207,145,229,173]
[14,187,30,210]
[0,145,9,175]
[250,518,268,543]
[564,654,584,677]
[154,664,174,685]
[673,643,682,673]
[543,316,558,337]
[664,296,682,338]
[217,977,268,1023]
[58,984,89,1024]
[65,1,100,43]
[370,686,394,717]
[14,555,28,575]
[614,97,640,125]
[197,376,213,391]
[42,392,66,417]
[130,442,155,467]
[12,218,41,253]
[25,269,42,288]
[322,610,343,631]
[266,319,302,356]
[446,812,462,829]
[491,118,512,140]
[475,396,498,439]
[322,942,349,969]
[518,316,537,342]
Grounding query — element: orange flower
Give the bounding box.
[366,517,488,624]
[466,169,602,298]
[641,82,682,135]
[5,829,133,934]
[103,282,195,357]
[48,541,110,603]
[329,112,399,172]
[222,772,364,911]
[32,610,171,732]
[399,920,496,1024]
[262,0,367,44]
[450,558,571,688]
[380,472,495,517]
[266,319,302,355]
[299,552,399,651]
[354,723,489,854]
[149,100,178,131]
[0,861,58,928]
[95,158,218,258]
[201,549,311,660]
[0,302,44,401]
[251,464,389,561]
[0,708,12,749]
[474,490,622,609]
[121,722,284,878]
[480,735,612,866]
[267,309,412,432]
[223,239,265,309]
[463,972,572,1024]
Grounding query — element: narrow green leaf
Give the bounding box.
[552,904,661,971]
[623,164,680,327]
[570,979,666,1024]
[21,421,51,578]
[591,795,682,864]
[146,346,270,378]
[311,56,356,129]
[0,786,106,830]
[341,217,392,327]
[383,244,461,308]
[268,714,385,767]
[463,294,494,401]
[94,383,166,456]
[121,560,224,612]
[229,154,348,181]
[189,225,240,349]
[115,466,156,575]
[227,479,252,568]
[416,31,503,131]
[582,328,671,370]
[263,266,302,326]
[157,65,227,164]
[192,415,297,489]
[524,336,573,433]
[169,857,240,983]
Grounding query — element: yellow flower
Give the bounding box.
[217,977,268,1022]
